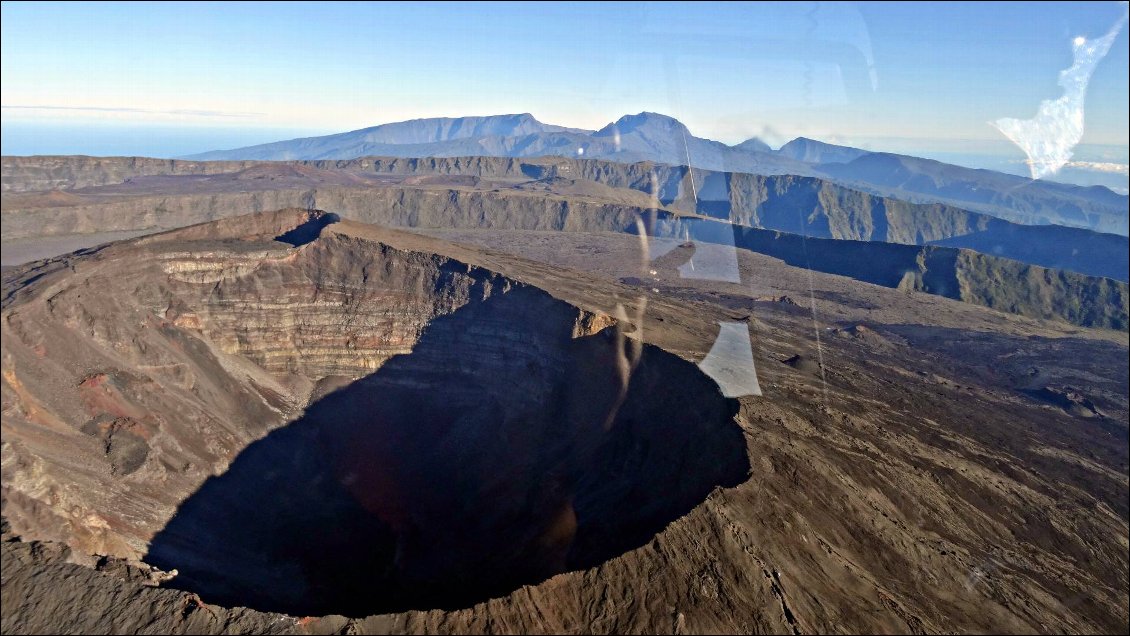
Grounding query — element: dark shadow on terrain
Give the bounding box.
[644,213,962,297]
[520,163,549,179]
[274,212,340,247]
[145,288,749,617]
[929,223,1130,283]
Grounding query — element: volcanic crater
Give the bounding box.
[2,209,750,618]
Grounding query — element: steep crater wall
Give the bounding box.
[1,213,750,616]
[145,247,749,617]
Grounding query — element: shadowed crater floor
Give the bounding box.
[145,288,750,617]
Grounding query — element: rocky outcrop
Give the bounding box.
[0,529,296,635]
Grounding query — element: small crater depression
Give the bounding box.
[273,211,340,247]
[145,285,750,617]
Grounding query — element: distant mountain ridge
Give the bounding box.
[189,112,807,176]
[819,152,1129,216]
[184,111,1127,236]
[777,137,870,164]
[190,113,590,162]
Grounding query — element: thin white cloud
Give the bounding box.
[1,105,265,118]
[1065,160,1129,175]
[1012,157,1130,175]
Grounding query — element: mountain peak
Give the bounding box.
[777,137,870,164]
[733,137,772,153]
[595,112,690,137]
[499,112,538,123]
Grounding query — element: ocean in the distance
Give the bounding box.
[0,121,330,159]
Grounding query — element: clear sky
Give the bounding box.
[2,1,1128,157]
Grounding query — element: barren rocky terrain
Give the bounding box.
[4,155,1128,282]
[3,157,1127,333]
[2,203,1127,634]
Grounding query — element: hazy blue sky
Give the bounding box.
[2,1,1128,158]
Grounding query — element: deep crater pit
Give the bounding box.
[145,255,750,618]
